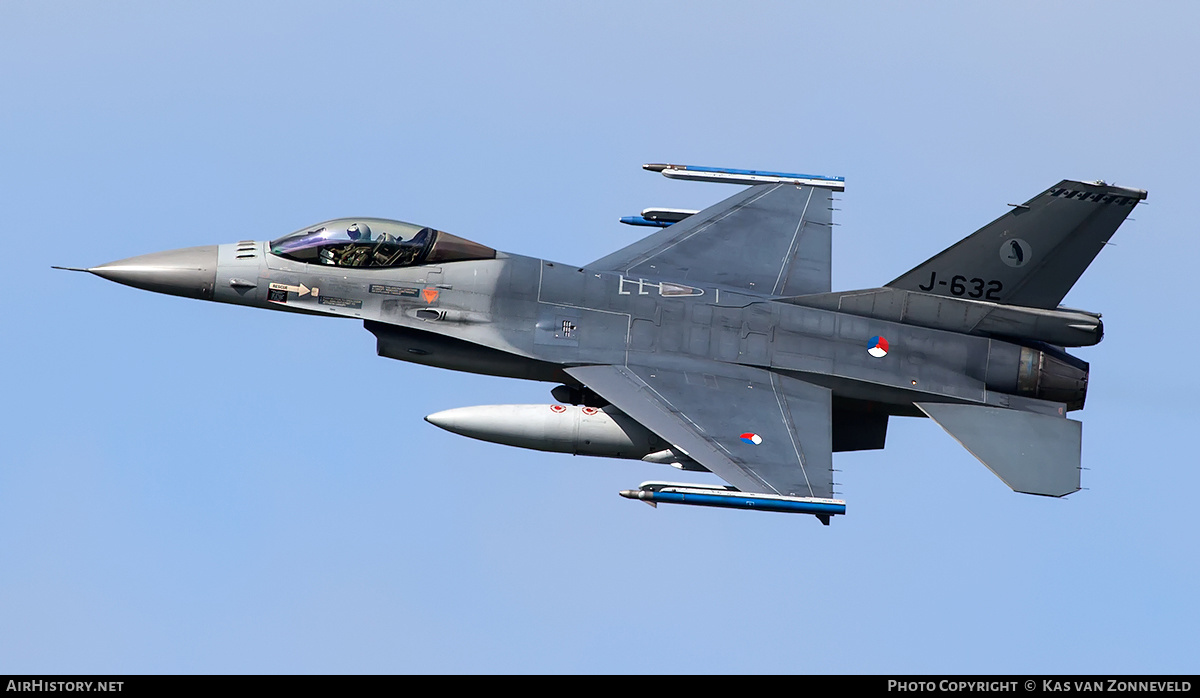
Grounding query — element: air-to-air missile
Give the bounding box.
[619,482,847,517]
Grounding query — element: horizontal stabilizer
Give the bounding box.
[916,402,1081,497]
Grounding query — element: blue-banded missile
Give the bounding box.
[643,163,845,191]
[620,208,700,227]
[641,208,696,223]
[620,481,846,518]
[619,216,672,228]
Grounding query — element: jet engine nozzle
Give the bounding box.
[88,246,219,301]
[1017,347,1089,411]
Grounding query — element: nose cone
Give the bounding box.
[88,246,218,300]
[424,406,509,439]
[424,408,468,434]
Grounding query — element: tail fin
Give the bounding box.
[887,180,1146,309]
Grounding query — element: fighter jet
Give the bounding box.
[57,164,1146,523]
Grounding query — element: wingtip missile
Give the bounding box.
[643,163,846,191]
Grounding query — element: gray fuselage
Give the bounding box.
[213,241,1083,419]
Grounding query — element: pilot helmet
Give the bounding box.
[346,222,372,242]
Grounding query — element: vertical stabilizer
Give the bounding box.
[888,180,1145,309]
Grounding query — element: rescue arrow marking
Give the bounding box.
[268,282,317,297]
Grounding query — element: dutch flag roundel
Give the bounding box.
[868,335,889,358]
[740,433,763,445]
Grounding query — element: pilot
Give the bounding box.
[346,222,372,242]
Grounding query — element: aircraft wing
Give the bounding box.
[589,183,833,296]
[565,360,834,498]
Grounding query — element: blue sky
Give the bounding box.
[3,2,1198,673]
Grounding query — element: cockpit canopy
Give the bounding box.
[269,218,496,269]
